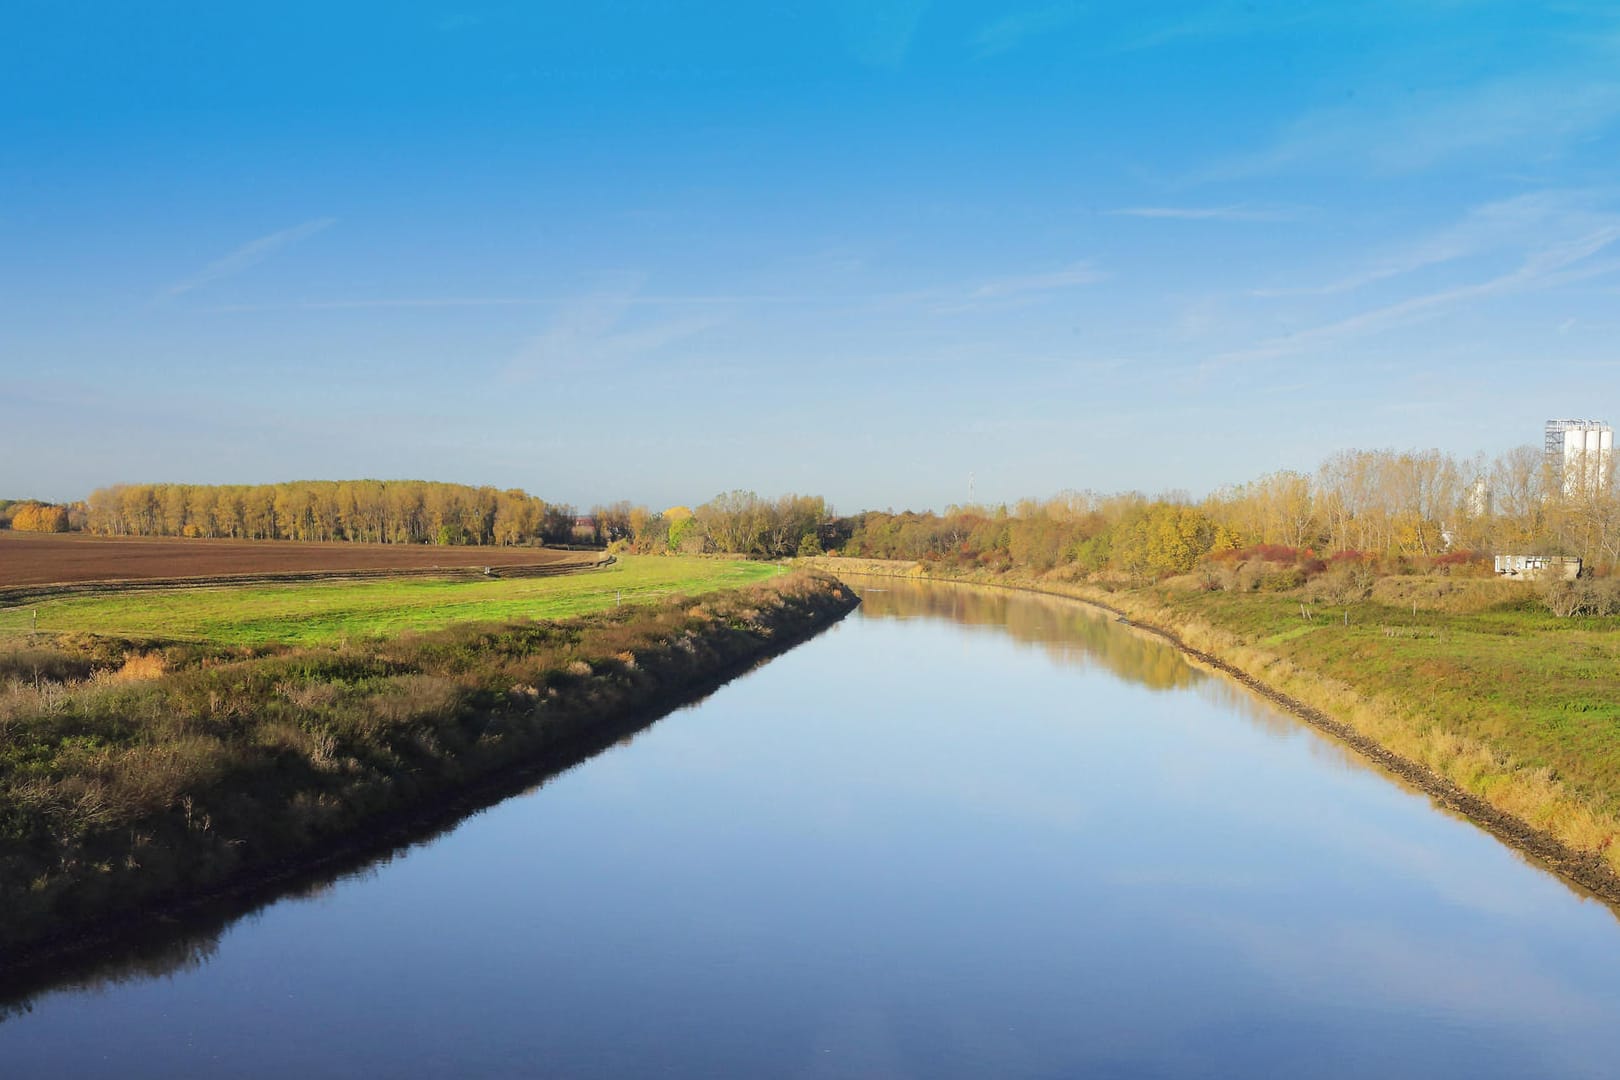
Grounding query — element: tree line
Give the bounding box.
[76,482,832,558]
[829,445,1620,579]
[85,481,570,546]
[51,439,1620,576]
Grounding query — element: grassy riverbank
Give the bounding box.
[811,557,1620,888]
[0,556,783,646]
[0,571,856,961]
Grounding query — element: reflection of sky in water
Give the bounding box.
[4,578,1619,1078]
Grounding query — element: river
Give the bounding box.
[2,578,1618,1077]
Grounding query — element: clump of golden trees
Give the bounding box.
[5,501,71,533]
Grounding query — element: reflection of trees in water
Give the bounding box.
[1190,676,1306,741]
[855,582,1620,916]
[0,662,723,1022]
[855,579,1201,692]
[857,580,1371,760]
[0,928,220,1024]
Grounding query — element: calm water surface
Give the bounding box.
[3,578,1619,1078]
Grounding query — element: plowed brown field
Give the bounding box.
[0,531,591,588]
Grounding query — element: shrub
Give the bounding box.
[1310,562,1377,603]
[1543,576,1620,617]
[1260,566,1306,592]
[10,503,70,533]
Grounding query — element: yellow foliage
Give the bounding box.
[114,653,168,682]
[10,502,69,532]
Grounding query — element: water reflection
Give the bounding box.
[854,578,1201,692]
[853,576,1615,911]
[853,577,1309,743]
[0,931,219,1026]
[5,579,1620,1079]
[0,659,732,1016]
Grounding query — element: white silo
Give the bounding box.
[1545,419,1615,496]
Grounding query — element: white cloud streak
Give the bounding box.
[969,261,1107,299]
[1253,189,1620,297]
[867,261,1108,316]
[205,294,814,313]
[1207,74,1620,179]
[1111,205,1300,222]
[1116,1,1335,52]
[1211,223,1620,369]
[834,0,930,69]
[163,218,335,298]
[972,2,1084,57]
[503,279,722,382]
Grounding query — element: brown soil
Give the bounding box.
[0,532,592,589]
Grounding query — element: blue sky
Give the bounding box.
[5,1,1620,511]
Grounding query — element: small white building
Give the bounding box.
[1494,554,1581,581]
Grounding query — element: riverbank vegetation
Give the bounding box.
[0,571,856,960]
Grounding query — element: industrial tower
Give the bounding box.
[1544,419,1614,496]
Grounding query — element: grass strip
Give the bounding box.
[0,556,782,646]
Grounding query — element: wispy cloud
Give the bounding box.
[503,278,722,382]
[163,218,335,298]
[1110,205,1300,222]
[1207,74,1620,179]
[834,0,930,69]
[205,293,813,313]
[1210,223,1620,369]
[1253,189,1620,297]
[901,261,1108,315]
[969,261,1107,299]
[971,2,1084,58]
[1115,1,1334,52]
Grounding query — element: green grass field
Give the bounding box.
[0,556,784,646]
[1154,587,1620,816]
